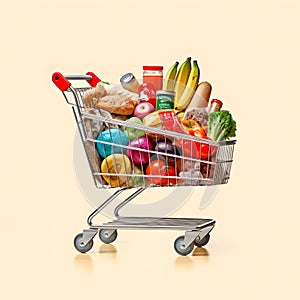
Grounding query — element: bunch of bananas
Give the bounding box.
[163,57,200,111]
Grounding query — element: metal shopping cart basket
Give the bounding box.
[52,72,236,256]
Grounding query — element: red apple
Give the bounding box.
[134,102,155,119]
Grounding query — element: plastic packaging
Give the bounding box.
[138,82,156,107]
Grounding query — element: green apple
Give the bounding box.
[124,117,145,141]
[130,166,145,186]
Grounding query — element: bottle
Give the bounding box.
[208,99,223,113]
[143,66,163,91]
[120,73,140,93]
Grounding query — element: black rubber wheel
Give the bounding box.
[194,233,210,247]
[99,229,118,244]
[174,236,194,256]
[74,233,93,253]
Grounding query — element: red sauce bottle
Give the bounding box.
[208,99,223,113]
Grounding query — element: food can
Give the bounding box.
[156,90,175,110]
[120,73,140,93]
[208,99,223,113]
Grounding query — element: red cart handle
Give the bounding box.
[52,72,101,91]
[86,72,101,87]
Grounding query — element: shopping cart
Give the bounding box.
[52,72,236,256]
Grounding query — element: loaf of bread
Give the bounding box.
[95,94,136,115]
[82,82,107,107]
[184,81,211,114]
[106,84,139,103]
[83,83,139,115]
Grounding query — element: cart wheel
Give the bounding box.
[74,233,94,253]
[99,229,118,244]
[194,233,210,247]
[174,236,194,256]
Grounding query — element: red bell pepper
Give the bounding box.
[182,136,216,160]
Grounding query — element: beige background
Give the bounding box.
[2,0,300,299]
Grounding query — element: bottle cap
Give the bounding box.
[143,66,163,71]
[211,99,223,106]
[156,90,175,96]
[120,73,134,83]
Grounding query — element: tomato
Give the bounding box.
[181,136,216,160]
[146,160,177,186]
[181,140,200,159]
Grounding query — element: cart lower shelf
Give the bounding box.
[74,216,215,256]
[99,216,215,231]
[73,188,216,256]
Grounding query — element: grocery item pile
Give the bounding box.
[81,57,237,188]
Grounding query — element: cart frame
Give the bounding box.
[52,72,235,256]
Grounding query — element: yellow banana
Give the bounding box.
[101,154,132,187]
[174,57,191,105]
[175,60,200,111]
[176,112,185,121]
[163,61,179,90]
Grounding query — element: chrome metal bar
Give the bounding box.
[72,106,103,189]
[65,75,93,80]
[69,86,82,109]
[82,111,225,146]
[114,187,146,218]
[87,187,129,227]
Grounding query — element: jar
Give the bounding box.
[208,99,223,113]
[143,66,163,91]
[120,73,140,93]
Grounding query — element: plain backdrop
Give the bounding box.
[1,0,300,299]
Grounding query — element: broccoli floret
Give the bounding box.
[207,110,237,141]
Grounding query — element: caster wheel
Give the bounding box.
[174,236,194,256]
[74,233,93,253]
[99,229,118,244]
[194,233,210,247]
